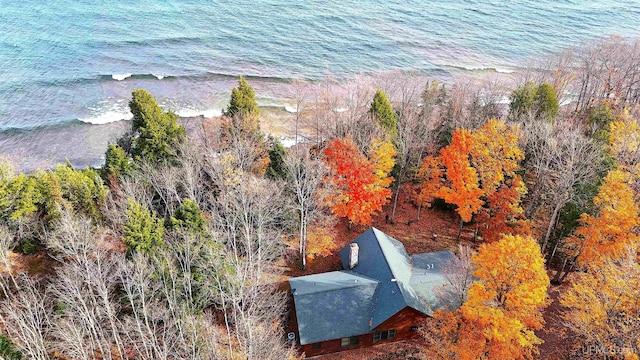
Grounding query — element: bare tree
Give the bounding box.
[0,274,51,360]
[46,212,126,360]
[522,122,604,253]
[284,152,329,269]
[289,79,312,149]
[436,245,474,310]
[0,225,18,294]
[388,79,442,223]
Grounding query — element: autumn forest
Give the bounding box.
[1,36,640,359]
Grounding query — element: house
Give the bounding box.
[288,227,459,357]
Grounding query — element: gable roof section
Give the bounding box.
[339,228,433,327]
[410,251,460,314]
[289,271,379,345]
[290,228,461,345]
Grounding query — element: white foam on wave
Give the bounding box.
[79,110,133,125]
[279,135,305,148]
[284,105,298,113]
[153,74,165,80]
[333,107,349,113]
[497,96,511,105]
[112,73,132,81]
[176,108,223,118]
[494,67,515,74]
[453,64,515,74]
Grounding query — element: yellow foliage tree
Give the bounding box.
[305,224,338,261]
[369,139,397,189]
[609,114,640,170]
[567,168,640,270]
[470,119,524,193]
[560,249,640,359]
[426,234,549,360]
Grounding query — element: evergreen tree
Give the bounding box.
[266,137,287,180]
[226,76,259,118]
[52,164,108,221]
[104,143,133,179]
[129,89,186,163]
[509,81,538,120]
[123,198,164,254]
[166,198,205,234]
[509,82,559,122]
[534,83,559,122]
[369,89,398,141]
[0,335,22,360]
[588,102,615,139]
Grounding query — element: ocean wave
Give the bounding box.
[78,110,133,124]
[175,108,223,118]
[92,36,207,50]
[11,72,288,93]
[284,105,298,113]
[280,135,306,148]
[449,65,516,74]
[112,73,132,81]
[494,67,515,74]
[100,73,177,82]
[0,120,85,134]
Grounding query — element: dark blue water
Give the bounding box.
[1,1,640,170]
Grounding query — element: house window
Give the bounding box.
[312,342,321,349]
[411,325,420,332]
[373,329,396,342]
[340,336,359,347]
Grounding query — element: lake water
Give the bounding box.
[1,0,639,171]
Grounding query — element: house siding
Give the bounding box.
[300,307,427,357]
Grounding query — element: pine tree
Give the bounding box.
[534,83,559,122]
[129,89,186,163]
[369,89,398,141]
[104,143,133,179]
[123,199,165,254]
[166,198,206,234]
[226,76,259,118]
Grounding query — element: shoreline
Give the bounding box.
[0,66,521,174]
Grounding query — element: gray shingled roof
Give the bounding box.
[290,228,460,345]
[289,271,379,345]
[410,251,459,314]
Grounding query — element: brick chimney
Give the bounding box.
[349,243,359,269]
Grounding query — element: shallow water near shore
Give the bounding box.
[1,0,640,171]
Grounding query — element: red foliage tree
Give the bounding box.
[324,136,395,226]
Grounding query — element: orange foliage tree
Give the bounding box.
[324,136,396,226]
[437,128,484,223]
[417,120,526,241]
[425,234,549,360]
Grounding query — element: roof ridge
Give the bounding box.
[291,271,379,296]
[371,228,409,281]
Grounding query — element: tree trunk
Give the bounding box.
[300,211,306,271]
[542,203,562,254]
[390,182,402,224]
[551,257,569,285]
[457,217,464,243]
